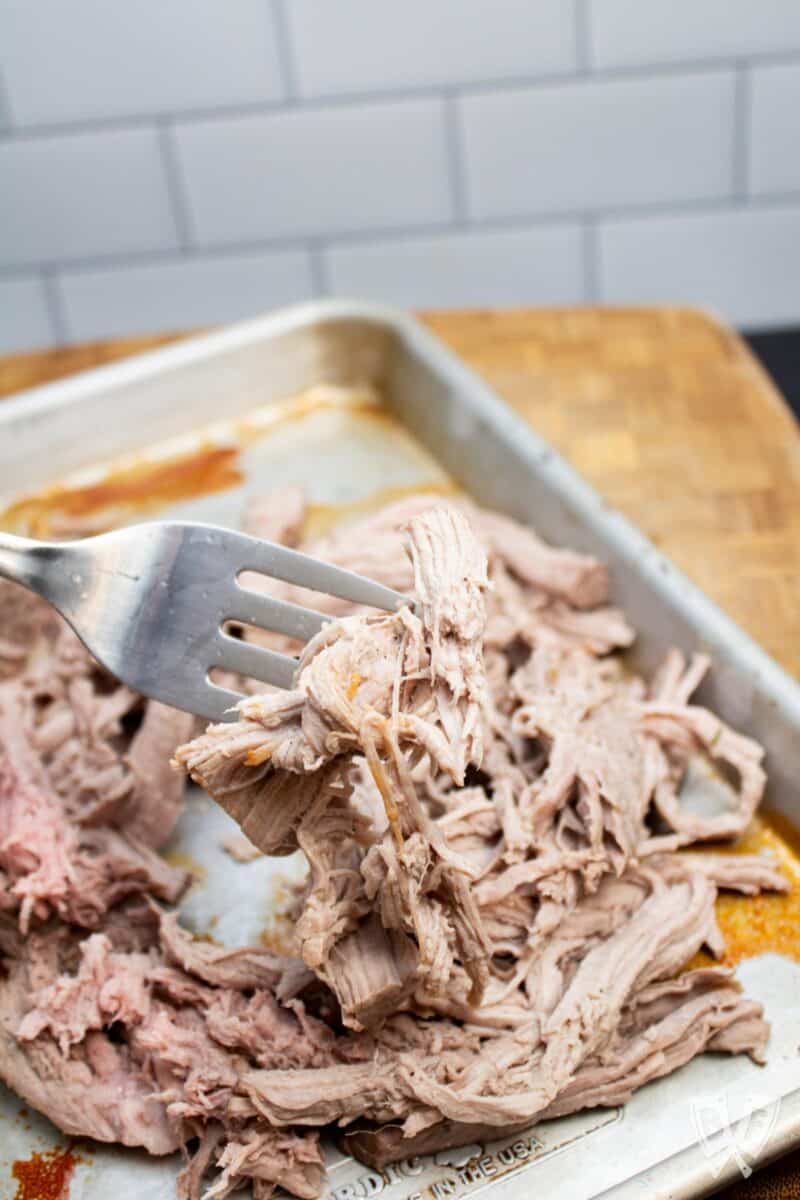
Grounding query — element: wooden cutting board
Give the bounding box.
[1,306,799,1197]
[2,306,798,679]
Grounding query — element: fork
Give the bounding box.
[0,522,408,722]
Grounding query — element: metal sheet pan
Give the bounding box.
[1,300,799,1200]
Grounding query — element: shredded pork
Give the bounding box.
[0,492,789,1200]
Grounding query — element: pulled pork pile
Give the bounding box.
[1,493,787,1199]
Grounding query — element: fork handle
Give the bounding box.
[0,531,65,604]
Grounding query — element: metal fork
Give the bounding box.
[0,522,408,722]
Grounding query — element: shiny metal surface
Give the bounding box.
[0,520,407,722]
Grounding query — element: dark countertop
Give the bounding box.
[745,328,800,420]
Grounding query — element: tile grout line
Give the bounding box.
[3,50,800,143]
[157,120,193,251]
[582,220,600,301]
[40,268,69,344]
[574,0,593,74]
[3,189,800,282]
[307,240,329,296]
[733,62,751,199]
[0,65,12,130]
[443,92,469,226]
[271,0,299,101]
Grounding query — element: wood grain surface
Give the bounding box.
[1,307,799,1199]
[425,307,800,681]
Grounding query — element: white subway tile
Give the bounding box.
[0,128,177,267]
[57,250,315,341]
[749,62,800,196]
[324,224,585,307]
[0,276,54,352]
[286,0,576,97]
[599,204,800,328]
[461,71,735,220]
[174,100,452,245]
[0,0,284,125]
[589,0,800,67]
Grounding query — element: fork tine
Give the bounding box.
[234,532,410,612]
[210,630,298,690]
[227,586,330,643]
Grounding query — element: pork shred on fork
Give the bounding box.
[175,506,494,1025]
[1,493,787,1200]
